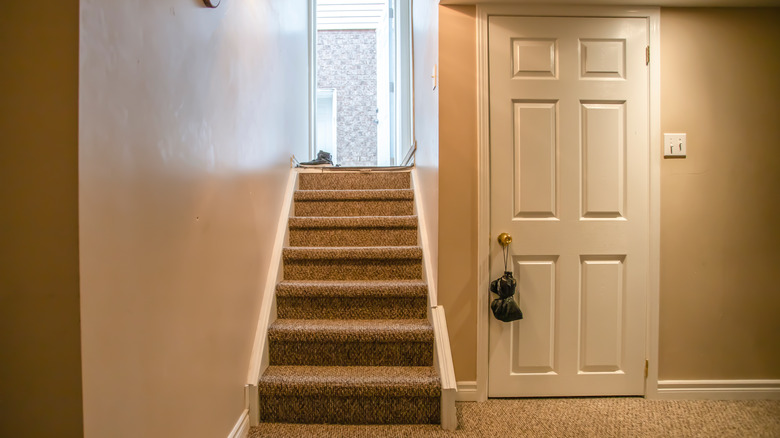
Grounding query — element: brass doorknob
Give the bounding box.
[497,233,512,247]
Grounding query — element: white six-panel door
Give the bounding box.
[488,16,649,397]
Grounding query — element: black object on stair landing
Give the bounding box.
[298,150,334,166]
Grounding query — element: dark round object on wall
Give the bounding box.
[204,0,220,8]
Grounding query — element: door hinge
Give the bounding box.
[646,46,650,65]
[644,359,649,378]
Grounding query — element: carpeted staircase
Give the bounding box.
[256,170,442,425]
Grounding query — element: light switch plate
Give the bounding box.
[664,133,687,157]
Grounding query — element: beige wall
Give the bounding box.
[79,1,309,437]
[413,0,440,288]
[0,3,83,437]
[659,8,780,379]
[437,6,780,383]
[439,5,479,382]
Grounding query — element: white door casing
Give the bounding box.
[487,16,650,397]
[308,0,412,165]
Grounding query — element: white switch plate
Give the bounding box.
[664,133,687,157]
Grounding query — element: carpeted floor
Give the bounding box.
[249,398,780,437]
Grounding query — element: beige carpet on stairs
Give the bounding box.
[250,398,780,437]
[257,170,441,425]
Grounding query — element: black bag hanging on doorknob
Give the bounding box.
[490,234,524,322]
[490,271,523,322]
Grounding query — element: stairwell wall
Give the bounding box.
[79,1,309,437]
[438,5,479,384]
[413,0,440,290]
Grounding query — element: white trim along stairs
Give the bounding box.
[243,167,456,432]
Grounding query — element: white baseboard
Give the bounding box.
[456,381,479,402]
[456,379,780,401]
[227,409,250,438]
[656,379,780,400]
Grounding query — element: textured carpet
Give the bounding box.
[298,171,411,190]
[275,280,427,320]
[288,215,418,247]
[282,246,423,281]
[250,398,780,437]
[257,170,440,425]
[294,189,415,217]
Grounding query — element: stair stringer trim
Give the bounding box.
[245,167,298,426]
[410,168,437,308]
[411,168,457,430]
[432,306,458,430]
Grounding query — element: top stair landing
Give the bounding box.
[298,171,411,190]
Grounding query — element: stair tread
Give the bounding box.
[298,168,411,190]
[289,215,418,229]
[269,319,433,342]
[283,246,422,260]
[258,365,440,397]
[298,171,411,191]
[276,280,427,297]
[295,189,414,201]
[261,172,442,425]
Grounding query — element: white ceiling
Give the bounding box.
[439,0,780,6]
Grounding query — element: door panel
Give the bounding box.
[580,39,626,79]
[581,101,626,218]
[488,16,649,397]
[513,101,557,218]
[510,256,558,374]
[579,255,626,373]
[512,39,557,78]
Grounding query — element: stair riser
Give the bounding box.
[283,260,422,281]
[276,296,427,319]
[298,172,411,190]
[269,341,433,366]
[295,200,414,217]
[288,228,417,247]
[259,395,439,424]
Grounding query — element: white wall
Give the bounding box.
[78,0,309,436]
[412,0,439,288]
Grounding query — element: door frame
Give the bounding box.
[308,0,317,161]
[475,5,661,402]
[307,0,414,165]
